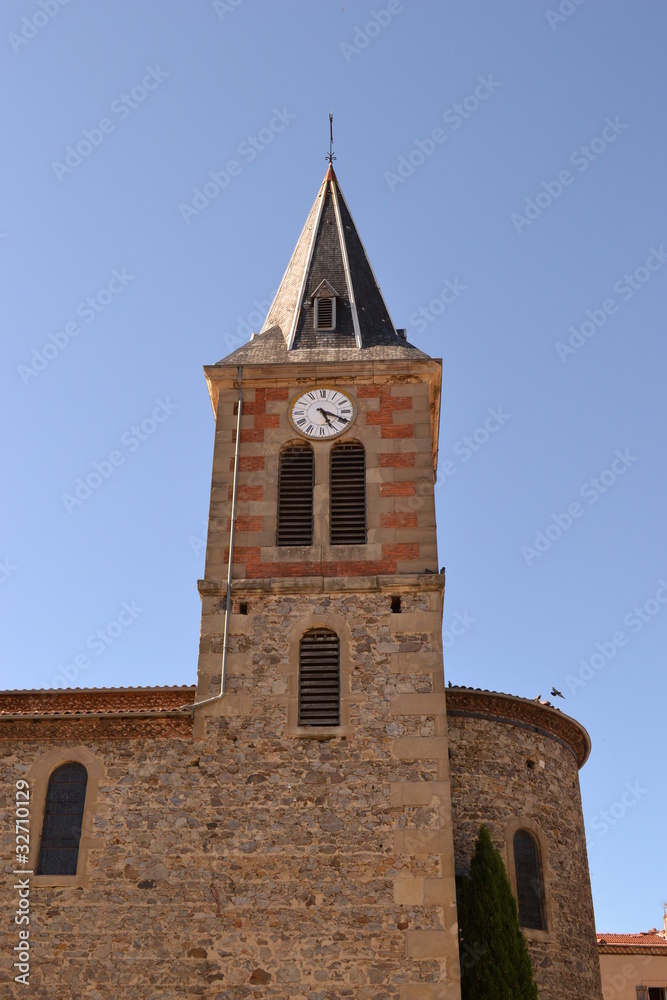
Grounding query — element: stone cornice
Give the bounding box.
[446,687,591,768]
[597,942,667,955]
[0,685,196,719]
[197,572,446,598]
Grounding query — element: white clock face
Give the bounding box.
[289,387,356,439]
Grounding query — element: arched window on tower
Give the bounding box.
[329,440,366,545]
[298,628,340,727]
[277,442,315,546]
[36,763,88,876]
[513,829,547,930]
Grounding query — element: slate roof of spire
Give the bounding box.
[214,165,430,365]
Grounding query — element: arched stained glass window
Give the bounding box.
[513,829,546,930]
[36,763,88,876]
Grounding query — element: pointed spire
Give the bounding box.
[260,167,403,351]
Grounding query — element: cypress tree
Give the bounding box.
[458,825,539,1000]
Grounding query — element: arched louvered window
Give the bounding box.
[36,763,88,876]
[298,628,340,727]
[277,443,314,546]
[513,830,546,930]
[329,441,366,545]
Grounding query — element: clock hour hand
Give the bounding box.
[319,408,348,424]
[317,407,334,427]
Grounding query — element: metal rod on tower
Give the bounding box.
[327,112,336,165]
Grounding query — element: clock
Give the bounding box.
[288,386,356,439]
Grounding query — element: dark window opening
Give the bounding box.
[526,759,535,770]
[315,295,334,330]
[514,830,546,931]
[239,602,248,615]
[298,628,340,727]
[647,988,667,1000]
[391,596,402,613]
[277,443,314,546]
[36,763,88,876]
[330,441,366,545]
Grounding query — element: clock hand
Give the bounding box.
[316,407,334,427]
[319,408,349,424]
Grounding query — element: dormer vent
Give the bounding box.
[311,280,338,332]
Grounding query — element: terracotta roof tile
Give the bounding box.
[0,685,196,717]
[597,933,667,948]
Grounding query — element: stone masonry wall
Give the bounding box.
[1,584,461,1000]
[447,708,603,1000]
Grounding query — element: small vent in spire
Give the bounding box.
[311,279,338,332]
[315,295,334,330]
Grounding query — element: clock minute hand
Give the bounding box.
[319,408,348,424]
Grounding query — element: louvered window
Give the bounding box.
[514,830,546,930]
[314,295,335,330]
[36,763,88,876]
[277,443,314,546]
[330,441,366,544]
[298,628,340,727]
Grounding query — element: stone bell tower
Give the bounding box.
[193,163,462,998]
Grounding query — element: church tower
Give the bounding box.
[193,164,463,997]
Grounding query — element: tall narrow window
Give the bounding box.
[298,628,340,727]
[277,443,314,546]
[36,763,88,876]
[329,441,366,545]
[513,830,546,930]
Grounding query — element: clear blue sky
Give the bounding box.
[1,0,665,934]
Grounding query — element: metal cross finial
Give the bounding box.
[326,112,336,165]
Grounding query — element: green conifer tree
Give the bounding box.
[458,825,539,1000]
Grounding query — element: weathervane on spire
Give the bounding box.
[326,112,336,165]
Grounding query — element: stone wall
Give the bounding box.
[446,690,603,1000]
[1,582,462,999]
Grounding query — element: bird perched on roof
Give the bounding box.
[551,687,565,699]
